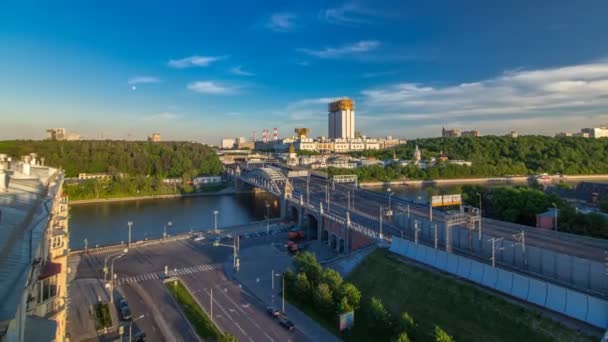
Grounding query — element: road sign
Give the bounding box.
[339,311,355,331]
[431,194,462,207]
[287,170,309,178]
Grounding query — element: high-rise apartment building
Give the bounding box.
[328,99,355,140]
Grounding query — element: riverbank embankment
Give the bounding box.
[359,174,608,188]
[68,187,251,205]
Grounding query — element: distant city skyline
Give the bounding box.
[1,1,608,143]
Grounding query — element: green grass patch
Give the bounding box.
[347,249,594,342]
[165,280,235,341]
[284,293,343,337]
[93,302,112,330]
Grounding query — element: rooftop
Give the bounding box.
[0,158,61,322]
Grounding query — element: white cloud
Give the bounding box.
[128,76,161,85]
[321,2,387,25]
[141,112,180,121]
[266,13,296,32]
[168,55,225,68]
[187,81,235,95]
[362,70,398,78]
[230,66,255,76]
[361,61,608,123]
[298,40,380,59]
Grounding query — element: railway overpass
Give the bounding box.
[228,164,608,301]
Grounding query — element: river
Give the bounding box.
[69,192,280,249]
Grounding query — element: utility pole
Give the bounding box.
[127,221,133,249]
[282,274,285,313]
[306,176,310,204]
[214,210,219,234]
[445,224,452,253]
[414,220,420,244]
[407,204,410,218]
[477,192,482,240]
[513,231,526,266]
[379,206,383,240]
[210,288,213,323]
[489,237,504,268]
[429,201,433,222]
[265,202,270,236]
[347,191,350,210]
[84,238,88,254]
[552,202,558,232]
[434,223,438,249]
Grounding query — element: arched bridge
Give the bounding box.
[238,167,292,197]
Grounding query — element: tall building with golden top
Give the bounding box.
[328,98,355,140]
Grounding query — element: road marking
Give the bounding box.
[117,263,218,285]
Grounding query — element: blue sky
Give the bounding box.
[1,0,608,143]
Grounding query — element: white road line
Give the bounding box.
[204,289,251,342]
[188,267,196,273]
[203,265,212,271]
[217,284,276,342]
[197,265,206,272]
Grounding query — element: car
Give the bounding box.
[193,234,205,242]
[120,305,132,321]
[266,306,280,318]
[278,317,295,331]
[226,233,233,239]
[133,331,146,342]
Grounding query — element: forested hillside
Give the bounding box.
[353,135,608,176]
[0,140,222,178]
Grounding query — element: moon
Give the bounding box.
[131,85,137,91]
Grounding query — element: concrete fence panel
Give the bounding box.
[541,250,557,278]
[526,245,543,274]
[565,289,588,322]
[435,250,449,271]
[456,256,472,279]
[496,269,514,294]
[446,253,459,274]
[546,283,567,313]
[511,273,530,301]
[481,264,498,288]
[415,243,427,262]
[469,263,485,284]
[424,248,438,265]
[527,278,548,307]
[586,296,608,328]
[555,253,573,283]
[571,257,590,289]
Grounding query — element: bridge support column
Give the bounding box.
[280,198,287,219]
[317,215,323,241]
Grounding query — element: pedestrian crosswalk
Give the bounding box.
[116,263,221,286]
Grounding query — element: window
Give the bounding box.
[52,236,63,249]
[39,276,58,303]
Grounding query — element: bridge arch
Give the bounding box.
[288,206,299,224]
[239,167,292,196]
[321,229,329,243]
[304,213,319,240]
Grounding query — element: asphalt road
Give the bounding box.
[72,232,309,342]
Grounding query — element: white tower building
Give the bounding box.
[328,98,355,140]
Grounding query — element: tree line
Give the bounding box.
[284,252,454,342]
[341,135,608,181]
[462,185,608,239]
[0,140,224,199]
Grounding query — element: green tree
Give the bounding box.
[322,268,343,295]
[293,273,311,298]
[313,283,334,315]
[395,332,411,342]
[293,252,323,285]
[435,326,454,342]
[367,297,392,331]
[338,283,362,311]
[336,296,352,314]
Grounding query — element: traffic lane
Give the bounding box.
[118,279,199,342]
[182,271,308,342]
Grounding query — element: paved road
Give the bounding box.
[70,233,317,342]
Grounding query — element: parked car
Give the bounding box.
[266,306,280,318]
[278,317,295,331]
[120,305,132,321]
[193,234,205,242]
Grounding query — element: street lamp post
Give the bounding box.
[129,314,145,342]
[552,202,558,231]
[127,221,133,249]
[386,188,394,219]
[164,221,172,240]
[110,251,126,303]
[265,202,270,235]
[379,206,383,240]
[476,192,482,240]
[213,210,219,234]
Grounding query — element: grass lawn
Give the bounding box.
[347,249,594,342]
[165,280,231,341]
[93,302,112,330]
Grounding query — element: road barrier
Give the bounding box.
[389,237,608,329]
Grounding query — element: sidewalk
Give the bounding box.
[232,244,342,342]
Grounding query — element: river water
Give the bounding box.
[69,192,280,249]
